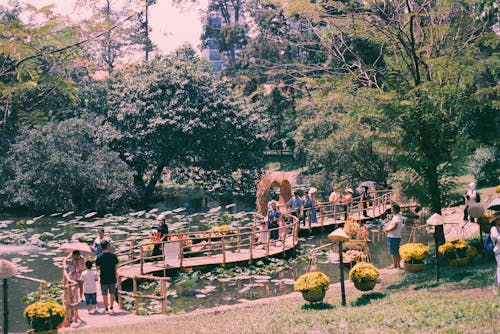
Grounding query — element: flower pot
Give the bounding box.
[353,280,376,291]
[404,262,425,273]
[301,289,326,303]
[448,257,469,267]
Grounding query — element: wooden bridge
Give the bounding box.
[59,190,406,328]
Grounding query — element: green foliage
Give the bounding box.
[101,46,266,199]
[1,117,137,212]
[469,146,499,186]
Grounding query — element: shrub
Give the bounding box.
[399,243,429,264]
[2,117,137,212]
[438,239,469,260]
[469,146,498,186]
[349,262,379,284]
[24,300,65,332]
[294,271,330,294]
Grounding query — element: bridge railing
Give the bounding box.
[299,190,393,228]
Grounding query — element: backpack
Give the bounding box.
[484,234,494,253]
[475,192,481,203]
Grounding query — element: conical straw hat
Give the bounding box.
[426,213,444,226]
[0,259,18,279]
[328,228,350,241]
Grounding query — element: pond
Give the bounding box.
[0,203,430,333]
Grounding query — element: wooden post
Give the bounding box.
[129,238,135,260]
[160,279,167,315]
[3,279,8,334]
[140,246,144,275]
[221,236,226,267]
[249,226,255,264]
[133,277,139,315]
[266,229,270,258]
[237,228,241,253]
[339,241,346,306]
[117,275,123,310]
[207,236,212,256]
[179,241,184,269]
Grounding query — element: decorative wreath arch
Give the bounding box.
[256,171,301,215]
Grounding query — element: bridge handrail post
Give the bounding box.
[140,246,144,275]
[237,228,241,253]
[160,279,167,315]
[133,276,139,315]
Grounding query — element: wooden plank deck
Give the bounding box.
[118,234,297,278]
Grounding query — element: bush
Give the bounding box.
[399,243,429,264]
[1,117,137,212]
[470,146,498,186]
[24,300,65,332]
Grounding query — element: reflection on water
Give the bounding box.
[0,205,429,332]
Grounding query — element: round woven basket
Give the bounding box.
[301,288,326,303]
[353,280,376,291]
[448,256,469,267]
[404,262,425,273]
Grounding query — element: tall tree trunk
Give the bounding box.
[144,163,165,199]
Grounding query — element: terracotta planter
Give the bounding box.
[301,288,326,303]
[353,280,376,291]
[404,262,425,273]
[448,257,469,267]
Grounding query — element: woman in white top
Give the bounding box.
[490,212,500,295]
[383,203,404,269]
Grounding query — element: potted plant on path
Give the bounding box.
[294,271,330,303]
[349,262,379,291]
[438,239,470,267]
[24,300,65,332]
[399,243,429,273]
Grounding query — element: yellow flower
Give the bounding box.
[349,262,379,283]
[294,271,330,293]
[438,239,469,260]
[399,243,429,264]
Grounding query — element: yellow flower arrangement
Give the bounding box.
[349,262,380,284]
[24,300,65,332]
[294,271,330,293]
[438,239,469,260]
[344,220,360,239]
[399,243,429,264]
[343,250,368,264]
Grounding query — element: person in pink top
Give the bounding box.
[68,250,86,302]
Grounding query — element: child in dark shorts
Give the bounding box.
[80,260,98,314]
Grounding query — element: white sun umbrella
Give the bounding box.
[58,242,93,254]
[487,197,500,211]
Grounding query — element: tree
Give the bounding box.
[101,46,266,199]
[253,0,498,216]
[0,117,137,212]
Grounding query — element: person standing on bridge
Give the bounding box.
[95,240,118,314]
[383,203,403,269]
[152,214,169,259]
[342,188,354,221]
[92,229,112,257]
[287,191,303,221]
[80,260,98,314]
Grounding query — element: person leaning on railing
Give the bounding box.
[152,214,169,259]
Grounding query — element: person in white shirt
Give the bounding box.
[328,186,342,214]
[80,260,99,314]
[383,203,404,269]
[93,229,112,257]
[463,182,479,223]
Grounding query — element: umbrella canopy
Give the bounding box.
[487,197,500,211]
[356,181,376,193]
[58,242,93,254]
[0,259,18,279]
[426,213,444,226]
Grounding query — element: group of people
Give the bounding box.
[67,229,118,315]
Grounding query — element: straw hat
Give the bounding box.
[0,259,18,279]
[490,211,500,225]
[345,188,354,194]
[467,182,476,190]
[308,187,318,195]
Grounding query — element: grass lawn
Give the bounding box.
[71,258,499,334]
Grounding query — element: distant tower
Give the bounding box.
[201,0,247,71]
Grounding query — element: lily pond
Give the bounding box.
[0,199,430,333]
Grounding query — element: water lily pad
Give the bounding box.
[195,294,207,298]
[62,211,74,217]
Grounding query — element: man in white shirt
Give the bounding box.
[92,229,112,257]
[383,203,404,269]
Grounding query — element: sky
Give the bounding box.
[10,0,208,56]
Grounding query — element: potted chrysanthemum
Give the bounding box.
[399,243,429,273]
[294,271,330,303]
[349,262,379,291]
[438,239,470,267]
[24,300,65,332]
